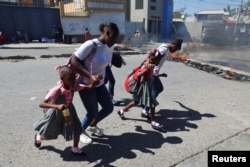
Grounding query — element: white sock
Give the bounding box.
[142,110,147,114]
[71,147,82,153]
[151,121,159,126]
[36,134,41,142]
[120,109,124,114]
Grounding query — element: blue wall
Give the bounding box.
[162,0,173,41]
[0,5,61,42]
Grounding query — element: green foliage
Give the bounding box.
[224,5,236,16]
[224,0,250,16]
[173,7,189,18]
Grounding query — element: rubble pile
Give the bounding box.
[183,59,250,82]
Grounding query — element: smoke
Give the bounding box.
[183,43,250,73]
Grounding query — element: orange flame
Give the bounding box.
[170,53,187,61]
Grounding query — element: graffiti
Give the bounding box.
[61,13,125,35]
[61,19,89,35]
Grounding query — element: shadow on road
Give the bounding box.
[39,146,88,161]
[38,127,182,166]
[117,100,216,132]
[37,101,215,166]
[158,101,216,132]
[80,127,182,166]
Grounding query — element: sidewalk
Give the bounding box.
[0,42,78,49]
[0,42,141,58]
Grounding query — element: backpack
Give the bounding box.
[124,64,143,94]
[111,51,123,68]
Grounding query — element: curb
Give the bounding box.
[0,55,36,60]
[184,59,250,82]
[0,51,141,60]
[1,52,249,82]
[1,46,49,49]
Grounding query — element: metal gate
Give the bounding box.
[0,5,61,42]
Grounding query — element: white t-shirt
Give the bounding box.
[74,38,112,87]
[153,44,169,75]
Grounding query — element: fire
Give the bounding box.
[227,68,235,76]
[224,68,235,80]
[170,53,187,61]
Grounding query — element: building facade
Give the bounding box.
[0,0,174,42]
[0,0,50,7]
[59,0,126,42]
[129,0,173,41]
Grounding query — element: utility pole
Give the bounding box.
[234,0,243,35]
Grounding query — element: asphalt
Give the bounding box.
[0,41,249,167]
[1,41,250,81]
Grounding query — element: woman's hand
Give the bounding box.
[90,73,103,86]
[145,63,155,70]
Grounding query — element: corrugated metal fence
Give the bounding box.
[0,5,61,42]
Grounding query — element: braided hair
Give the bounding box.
[99,22,119,36]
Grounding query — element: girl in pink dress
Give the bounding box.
[33,65,93,155]
[117,49,165,130]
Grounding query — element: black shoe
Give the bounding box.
[112,99,120,106]
[117,110,126,120]
[34,134,41,148]
[151,124,163,130]
[151,122,163,130]
[151,123,167,133]
[141,112,151,119]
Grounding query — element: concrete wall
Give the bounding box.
[185,22,203,42]
[61,12,126,43]
[61,12,125,36]
[171,21,202,42]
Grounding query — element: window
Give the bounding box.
[75,0,82,9]
[135,0,143,9]
[150,6,156,10]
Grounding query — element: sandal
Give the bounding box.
[71,147,87,156]
[34,134,41,148]
[117,110,126,120]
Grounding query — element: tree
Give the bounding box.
[224,5,237,16]
[173,7,189,18]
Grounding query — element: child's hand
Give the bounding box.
[145,63,155,70]
[57,104,67,111]
[86,84,94,89]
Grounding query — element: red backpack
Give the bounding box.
[124,64,143,94]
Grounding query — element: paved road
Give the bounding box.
[0,43,249,166]
[1,42,250,75]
